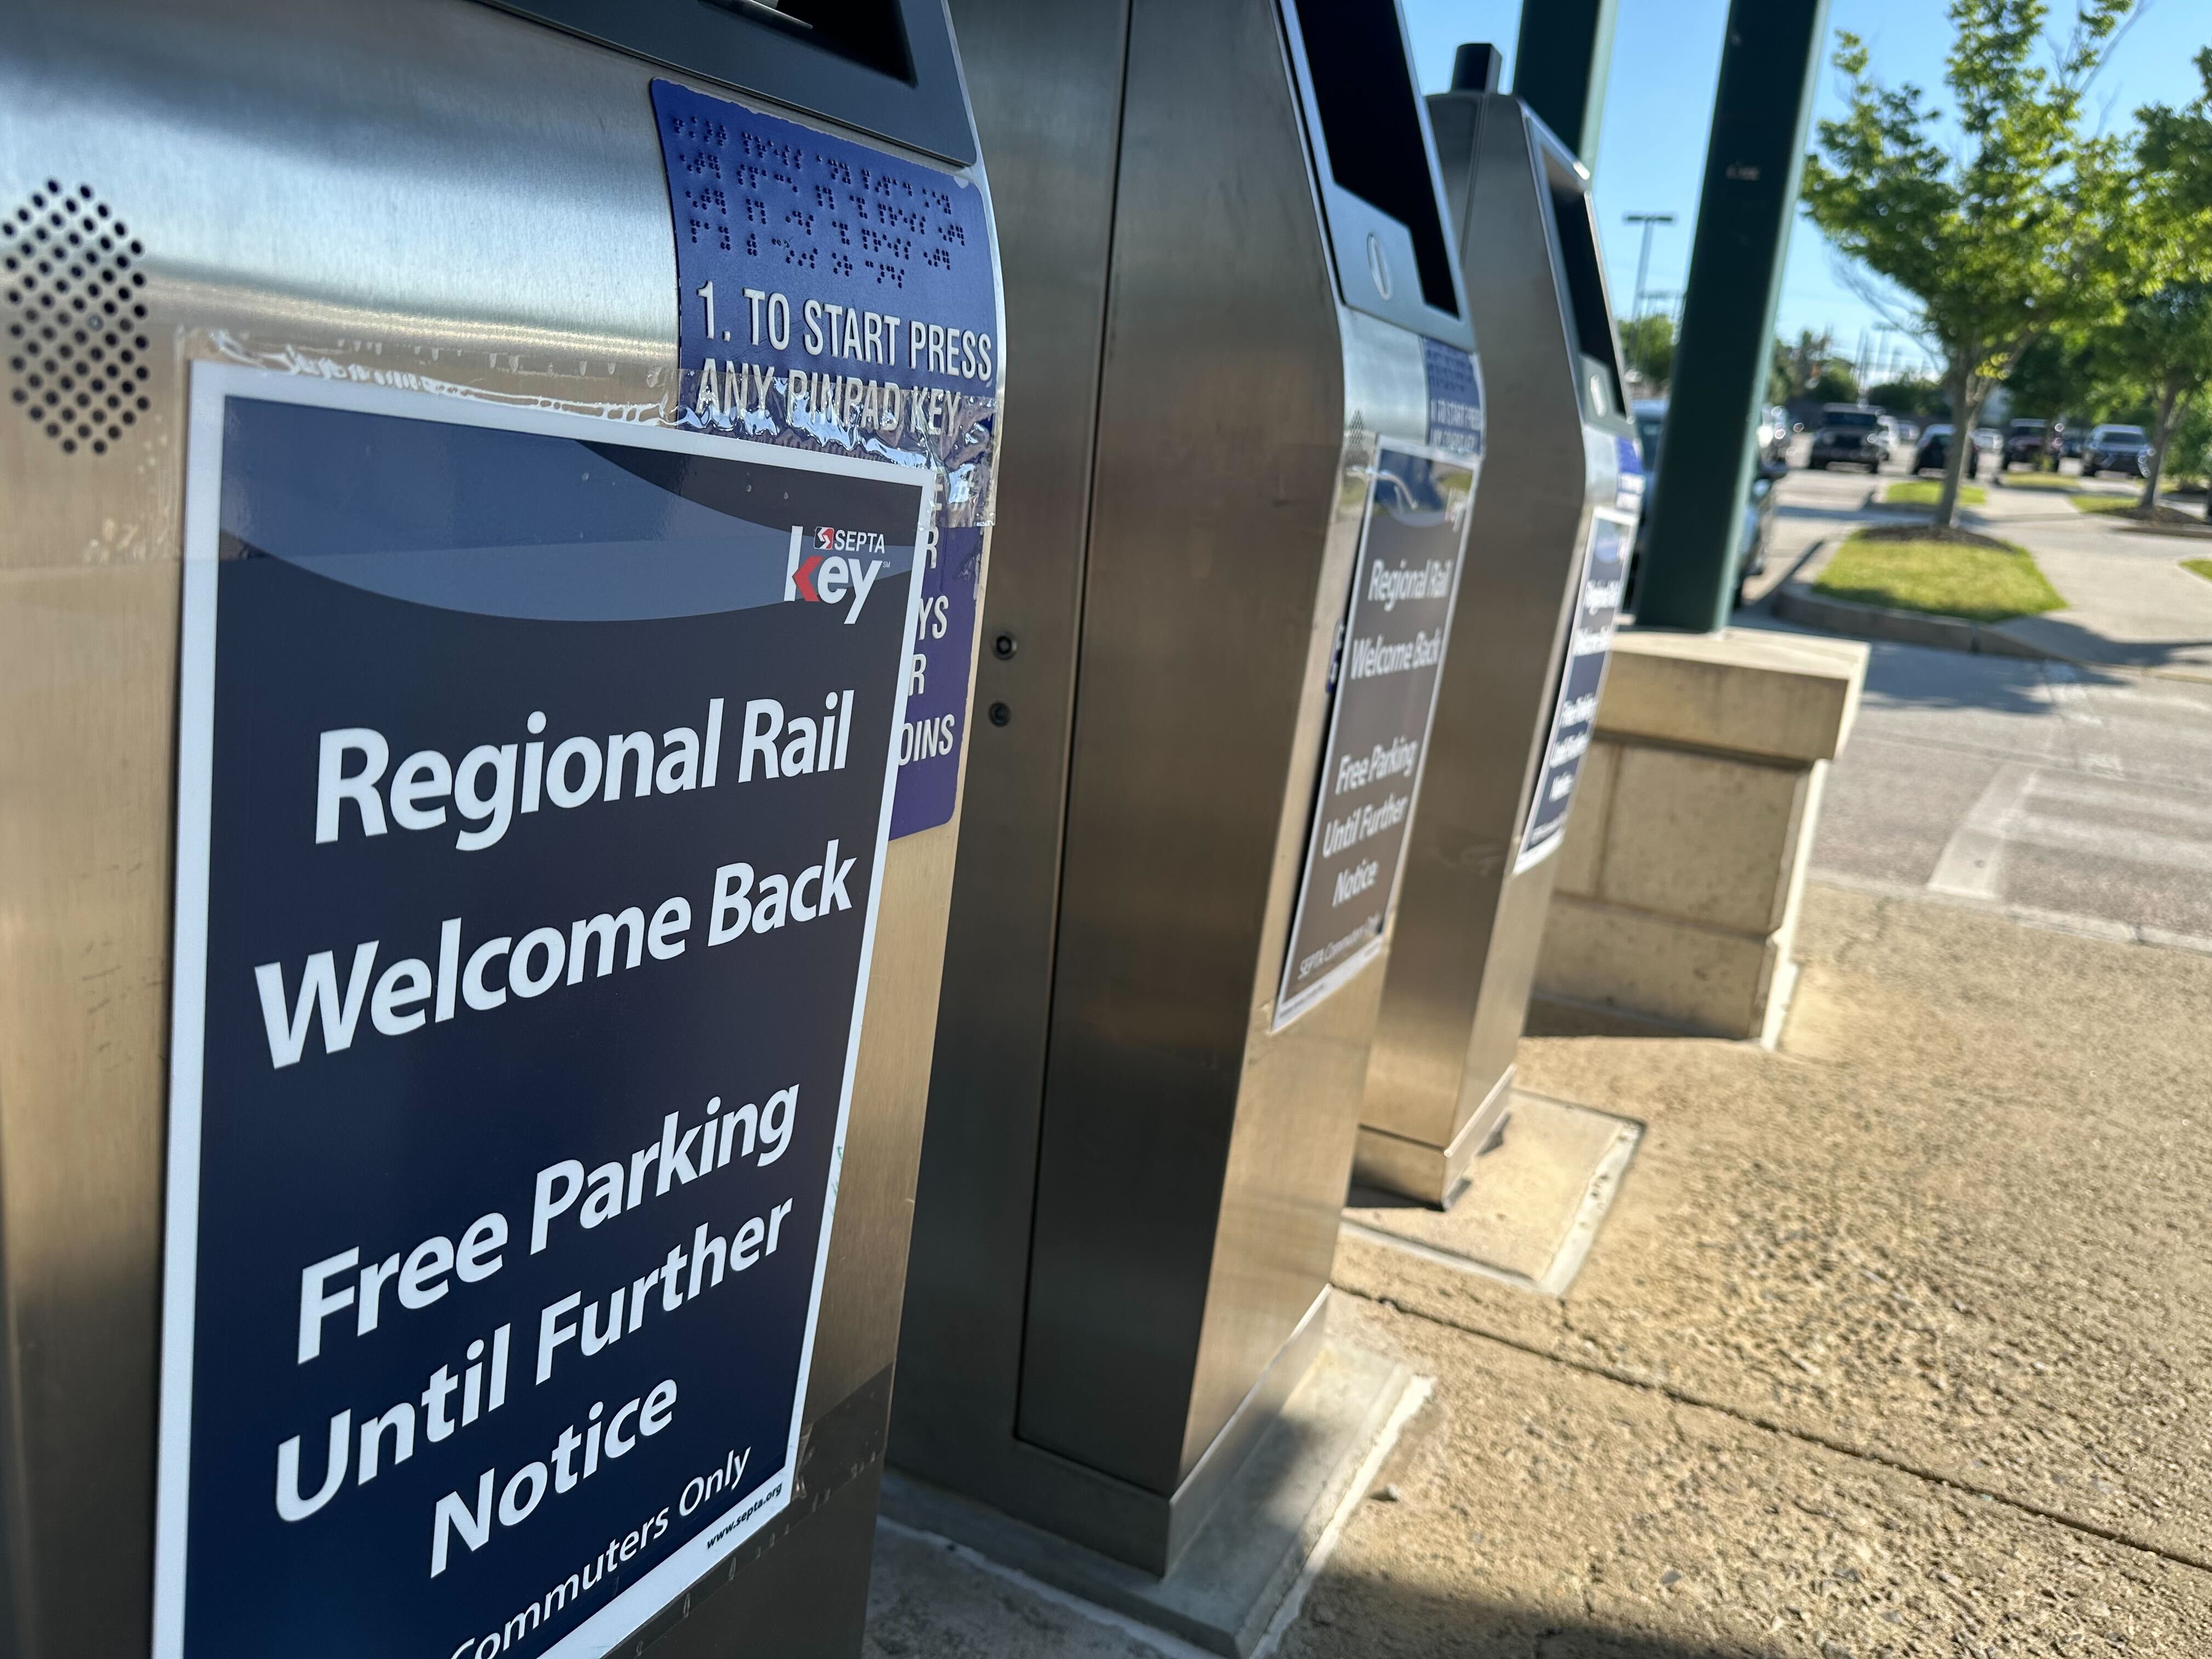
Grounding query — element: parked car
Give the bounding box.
[1806,404,1889,471]
[1973,427,2004,466]
[1628,399,1780,610]
[2001,417,2053,470]
[1911,423,1980,479]
[2061,427,2086,459]
[2082,424,2152,478]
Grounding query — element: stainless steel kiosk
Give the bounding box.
[894,0,1478,1596]
[1355,50,1639,1205]
[0,5,998,1657]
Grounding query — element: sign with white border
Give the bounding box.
[154,363,931,1659]
[1517,506,1631,872]
[1274,442,1474,1029]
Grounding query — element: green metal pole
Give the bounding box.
[1634,0,1832,633]
[1510,0,1618,168]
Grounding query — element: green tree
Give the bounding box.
[2092,286,2212,504]
[1807,363,1861,405]
[1774,328,1837,398]
[2171,398,2212,488]
[2004,331,2098,424]
[1802,0,2132,528]
[2102,50,2212,511]
[1619,313,1676,388]
[1866,376,1951,418]
[1771,330,1863,407]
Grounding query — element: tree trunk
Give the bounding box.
[1934,355,1977,530]
[2141,376,2183,514]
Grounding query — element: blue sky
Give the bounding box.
[1402,0,2211,382]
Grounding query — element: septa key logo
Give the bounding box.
[784,524,891,625]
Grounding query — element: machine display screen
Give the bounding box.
[1286,0,1460,318]
[1275,444,1474,1028]
[1545,172,1627,425]
[1519,507,1632,870]
[152,365,930,1659]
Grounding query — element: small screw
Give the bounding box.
[992,631,1017,659]
[988,702,1011,726]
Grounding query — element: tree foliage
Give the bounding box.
[2094,49,2212,509]
[2003,332,2098,422]
[2171,398,2212,487]
[1774,329,1837,398]
[1807,364,1862,405]
[1802,0,2131,526]
[1866,376,1951,419]
[1770,329,1860,405]
[1619,313,1677,388]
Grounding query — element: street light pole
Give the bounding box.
[1623,211,1675,375]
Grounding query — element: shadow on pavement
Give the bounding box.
[1770,499,1884,524]
[1991,612,2212,674]
[1739,605,2151,718]
[1279,1573,1776,1659]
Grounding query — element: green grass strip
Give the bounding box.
[2000,472,2076,492]
[2183,559,2212,585]
[1813,533,2064,624]
[1883,479,1985,507]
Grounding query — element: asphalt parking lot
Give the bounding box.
[1748,454,2212,947]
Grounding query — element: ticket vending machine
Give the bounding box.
[894,0,1480,1591]
[0,5,998,1657]
[1355,51,1639,1205]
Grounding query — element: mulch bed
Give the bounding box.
[2118,501,2209,527]
[1853,522,2016,551]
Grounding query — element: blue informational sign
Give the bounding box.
[153,365,932,1659]
[1423,337,1486,460]
[1519,507,1633,871]
[650,80,1000,839]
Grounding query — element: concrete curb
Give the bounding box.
[1809,871,2212,960]
[2114,522,2212,542]
[1774,557,2212,684]
[1772,578,2052,659]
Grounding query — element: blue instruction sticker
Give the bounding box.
[650,79,1000,839]
[1614,431,1645,513]
[1423,338,1485,459]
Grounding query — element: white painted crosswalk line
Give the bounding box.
[1928,763,2039,898]
[1928,763,2212,901]
[2004,811,2212,875]
[2039,664,2128,774]
[2030,771,2212,823]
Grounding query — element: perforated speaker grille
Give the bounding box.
[4,179,151,456]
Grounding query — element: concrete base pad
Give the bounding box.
[875,1340,1421,1657]
[1342,1090,1641,1294]
[1348,1065,1511,1207]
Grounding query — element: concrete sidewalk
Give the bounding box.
[867,877,2212,1655]
[1967,481,2212,677]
